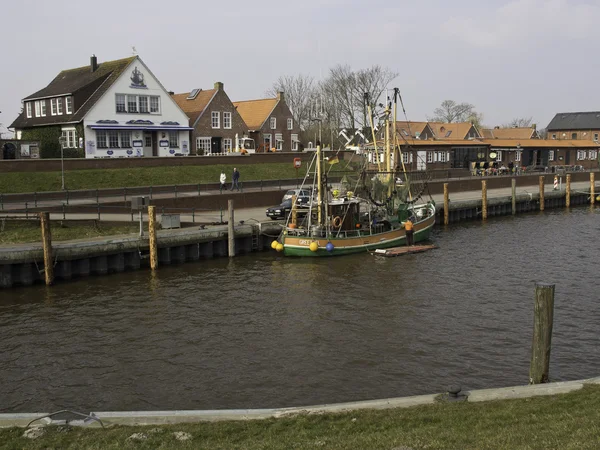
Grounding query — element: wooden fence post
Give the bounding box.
[40,212,54,286]
[539,176,545,211]
[566,174,571,208]
[228,199,235,257]
[443,183,449,225]
[529,283,555,384]
[148,206,158,270]
[481,180,487,220]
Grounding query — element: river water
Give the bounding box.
[1,207,600,413]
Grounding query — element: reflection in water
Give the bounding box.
[1,207,600,413]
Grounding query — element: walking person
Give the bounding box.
[219,171,227,193]
[405,217,414,246]
[231,167,240,191]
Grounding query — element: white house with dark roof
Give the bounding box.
[10,55,191,158]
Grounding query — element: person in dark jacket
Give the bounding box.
[231,167,240,191]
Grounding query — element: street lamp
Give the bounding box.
[58,135,66,190]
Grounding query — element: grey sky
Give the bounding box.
[2,0,599,136]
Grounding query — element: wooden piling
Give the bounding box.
[590,172,595,205]
[443,183,449,225]
[148,205,158,270]
[511,178,516,215]
[40,212,54,286]
[481,180,487,220]
[529,283,555,384]
[228,199,235,257]
[566,174,571,208]
[291,194,297,226]
[539,176,545,211]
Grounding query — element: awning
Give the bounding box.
[88,125,193,131]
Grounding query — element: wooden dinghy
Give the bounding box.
[371,243,438,257]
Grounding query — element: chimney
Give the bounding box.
[494,126,499,129]
[277,91,284,101]
[532,123,537,130]
[214,82,223,90]
[168,91,175,95]
[90,54,98,73]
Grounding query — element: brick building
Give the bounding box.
[546,111,600,141]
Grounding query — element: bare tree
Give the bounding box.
[266,74,315,131]
[428,100,479,123]
[502,117,533,128]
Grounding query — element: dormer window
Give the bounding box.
[26,102,32,118]
[34,101,41,117]
[40,101,46,117]
[445,130,452,138]
[51,99,57,116]
[57,98,63,115]
[66,97,73,114]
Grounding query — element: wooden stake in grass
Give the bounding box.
[481,180,487,220]
[148,205,158,270]
[40,212,54,286]
[443,183,449,225]
[529,283,555,385]
[539,176,545,211]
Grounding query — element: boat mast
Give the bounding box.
[316,143,323,225]
[365,93,382,173]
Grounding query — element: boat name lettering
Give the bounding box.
[298,240,311,245]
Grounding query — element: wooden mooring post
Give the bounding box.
[228,199,235,257]
[481,180,487,220]
[590,172,595,205]
[529,283,555,384]
[511,178,516,215]
[291,195,298,226]
[443,183,449,225]
[40,212,54,286]
[539,176,545,211]
[148,205,158,270]
[566,174,571,207]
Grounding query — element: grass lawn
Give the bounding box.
[0,220,138,245]
[2,384,600,449]
[0,162,353,194]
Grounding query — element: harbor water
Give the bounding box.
[1,207,599,413]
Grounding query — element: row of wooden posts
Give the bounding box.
[442,173,596,225]
[39,200,237,286]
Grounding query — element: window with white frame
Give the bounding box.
[120,131,132,148]
[577,150,586,160]
[127,95,138,113]
[270,117,276,129]
[291,134,299,151]
[496,150,502,162]
[594,133,599,141]
[116,94,126,112]
[223,138,232,152]
[66,97,73,114]
[211,111,220,128]
[150,96,159,113]
[169,132,179,148]
[427,152,433,163]
[26,102,32,118]
[97,131,108,148]
[34,101,40,117]
[551,133,556,140]
[287,118,293,130]
[51,99,57,116]
[402,152,409,164]
[275,133,283,150]
[56,98,63,115]
[108,130,120,148]
[264,133,272,150]
[439,151,447,163]
[40,100,46,117]
[515,151,521,162]
[548,150,555,161]
[223,112,232,129]
[589,150,597,160]
[139,96,148,113]
[196,137,211,155]
[61,128,76,148]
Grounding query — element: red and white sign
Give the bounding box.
[293,158,301,168]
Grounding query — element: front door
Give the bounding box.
[143,132,153,157]
[416,151,427,171]
[565,151,571,165]
[211,137,222,155]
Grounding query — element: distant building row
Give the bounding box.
[8,55,299,159]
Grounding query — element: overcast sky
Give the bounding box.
[2,0,599,136]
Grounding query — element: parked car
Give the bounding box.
[282,188,313,203]
[266,194,311,220]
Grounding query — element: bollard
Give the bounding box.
[566,174,571,207]
[481,180,487,220]
[40,212,54,286]
[443,183,449,225]
[511,177,516,215]
[148,205,158,270]
[590,172,595,205]
[131,210,134,222]
[228,199,235,257]
[539,176,545,211]
[529,283,555,384]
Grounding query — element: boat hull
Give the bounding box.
[281,214,435,257]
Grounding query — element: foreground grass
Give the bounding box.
[0,220,138,245]
[0,162,351,194]
[2,385,600,449]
